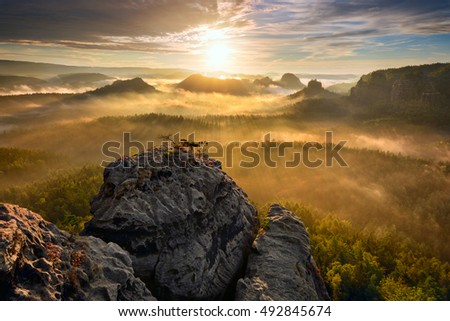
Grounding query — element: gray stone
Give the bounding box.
[235,204,330,301]
[0,203,155,301]
[84,150,259,300]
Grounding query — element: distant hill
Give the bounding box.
[326,82,357,95]
[0,73,115,94]
[0,60,193,79]
[177,74,251,95]
[53,73,114,85]
[253,76,276,87]
[89,78,157,96]
[289,79,339,100]
[253,73,305,91]
[297,73,359,81]
[350,63,450,104]
[0,75,49,92]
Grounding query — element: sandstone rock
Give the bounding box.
[279,73,304,90]
[0,203,154,300]
[84,149,259,300]
[390,79,415,103]
[235,204,329,301]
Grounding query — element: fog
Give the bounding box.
[0,85,449,259]
[0,85,99,96]
[0,90,291,131]
[1,88,449,161]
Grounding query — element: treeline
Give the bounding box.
[261,202,450,300]
[0,147,62,186]
[0,147,56,174]
[0,165,102,232]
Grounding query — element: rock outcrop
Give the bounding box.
[235,204,329,301]
[289,79,338,100]
[0,203,155,301]
[279,73,304,90]
[83,149,259,300]
[1,149,330,301]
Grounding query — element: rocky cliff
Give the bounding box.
[83,149,259,300]
[0,203,155,300]
[236,204,329,300]
[350,63,450,105]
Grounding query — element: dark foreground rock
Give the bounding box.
[235,204,330,301]
[0,203,154,301]
[84,149,259,300]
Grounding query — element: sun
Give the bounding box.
[206,43,232,70]
[200,28,233,71]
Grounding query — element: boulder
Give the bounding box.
[0,203,154,300]
[235,204,329,301]
[84,149,259,300]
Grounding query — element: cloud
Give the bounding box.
[258,0,450,36]
[1,1,448,48]
[305,29,380,41]
[0,0,253,51]
[231,0,450,67]
[0,0,448,73]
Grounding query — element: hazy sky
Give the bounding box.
[0,0,449,74]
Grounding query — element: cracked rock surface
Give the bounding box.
[83,150,259,300]
[235,204,330,301]
[0,203,155,300]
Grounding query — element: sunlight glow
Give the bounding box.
[206,43,232,70]
[200,27,233,71]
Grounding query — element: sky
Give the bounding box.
[0,0,449,74]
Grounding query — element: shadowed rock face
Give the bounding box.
[0,203,155,301]
[83,150,259,300]
[235,204,330,301]
[350,63,450,105]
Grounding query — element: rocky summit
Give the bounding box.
[0,203,154,300]
[83,148,260,300]
[236,204,330,301]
